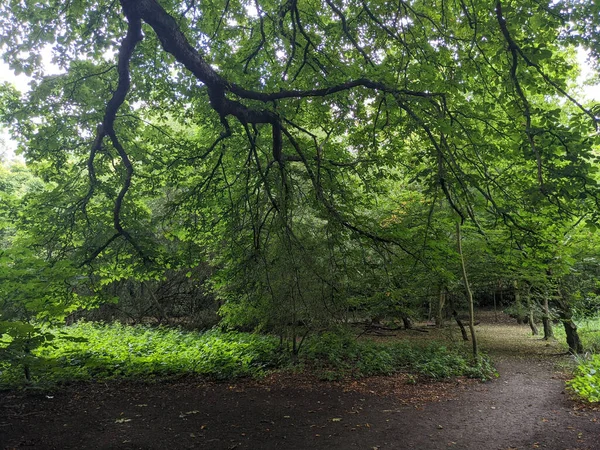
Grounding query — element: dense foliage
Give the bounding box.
[0,0,599,389]
[569,354,600,403]
[0,322,494,388]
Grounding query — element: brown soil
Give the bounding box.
[1,315,599,450]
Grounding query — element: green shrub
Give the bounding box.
[0,323,496,389]
[300,329,496,381]
[568,354,600,403]
[1,322,283,387]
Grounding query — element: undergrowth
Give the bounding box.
[0,322,283,387]
[301,328,496,381]
[568,354,600,403]
[0,322,495,389]
[561,316,600,403]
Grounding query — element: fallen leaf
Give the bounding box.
[115,418,132,424]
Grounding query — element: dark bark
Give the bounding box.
[453,310,469,341]
[542,295,554,340]
[555,286,583,353]
[401,315,413,330]
[118,0,439,164]
[562,319,583,354]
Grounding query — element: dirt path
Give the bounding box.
[1,321,599,449]
[382,357,598,450]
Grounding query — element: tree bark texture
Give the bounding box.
[542,295,554,340]
[456,222,477,357]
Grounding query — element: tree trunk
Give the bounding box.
[456,222,477,357]
[402,315,413,330]
[541,295,554,340]
[526,287,538,336]
[528,308,539,335]
[23,341,31,382]
[562,319,583,354]
[514,280,524,324]
[436,287,446,328]
[452,310,469,341]
[556,286,583,354]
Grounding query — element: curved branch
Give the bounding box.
[83,10,144,264]
[280,125,421,261]
[324,0,374,67]
[496,1,543,187]
[120,0,441,125]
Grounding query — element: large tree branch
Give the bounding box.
[120,0,442,121]
[119,0,445,194]
[115,0,449,260]
[83,11,144,264]
[496,0,543,188]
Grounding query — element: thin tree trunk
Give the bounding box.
[514,280,524,324]
[542,294,554,340]
[453,310,469,341]
[456,222,478,357]
[526,286,538,336]
[23,336,31,382]
[436,287,446,328]
[493,285,498,322]
[528,307,539,335]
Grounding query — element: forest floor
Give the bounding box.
[1,312,599,450]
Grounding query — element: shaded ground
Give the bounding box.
[2,315,599,449]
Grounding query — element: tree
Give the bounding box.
[0,0,598,353]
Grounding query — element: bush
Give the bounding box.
[1,322,283,387]
[300,328,496,381]
[0,323,496,389]
[568,355,600,403]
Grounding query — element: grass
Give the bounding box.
[0,321,495,389]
